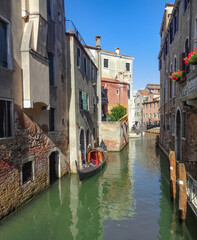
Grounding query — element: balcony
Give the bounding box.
[21,15,49,108]
[66,20,95,63]
[181,68,197,107]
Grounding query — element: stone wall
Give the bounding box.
[101,121,128,151]
[0,105,69,219]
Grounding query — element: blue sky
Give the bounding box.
[64,0,170,91]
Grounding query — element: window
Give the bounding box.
[153,103,155,108]
[0,99,13,138]
[79,90,83,110]
[93,97,97,113]
[47,0,54,19]
[182,113,186,138]
[47,0,51,16]
[82,92,89,110]
[159,58,162,70]
[48,51,55,86]
[22,161,32,184]
[91,66,95,81]
[150,113,152,119]
[126,63,130,71]
[183,0,189,13]
[127,85,130,99]
[104,59,108,68]
[150,103,151,109]
[84,56,87,75]
[0,18,11,68]
[173,9,179,37]
[77,47,81,67]
[170,22,173,44]
[49,107,55,131]
[79,91,89,111]
[165,75,168,103]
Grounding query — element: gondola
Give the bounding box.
[75,141,107,181]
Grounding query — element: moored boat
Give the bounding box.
[76,141,107,181]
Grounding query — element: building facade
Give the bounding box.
[158,1,197,174]
[135,89,149,125]
[100,48,134,132]
[66,22,98,172]
[0,0,69,219]
[142,92,160,125]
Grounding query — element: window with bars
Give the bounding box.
[0,99,13,138]
[22,161,32,185]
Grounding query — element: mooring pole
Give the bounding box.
[178,163,187,221]
[169,151,176,201]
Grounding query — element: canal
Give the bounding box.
[0,134,197,240]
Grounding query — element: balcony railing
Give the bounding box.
[186,172,197,215]
[66,20,95,63]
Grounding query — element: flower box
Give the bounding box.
[168,70,186,82]
[183,48,197,65]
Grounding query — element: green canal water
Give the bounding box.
[0,134,197,240]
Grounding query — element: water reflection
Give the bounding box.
[0,134,196,240]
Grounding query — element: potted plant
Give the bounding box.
[183,48,197,65]
[168,69,186,83]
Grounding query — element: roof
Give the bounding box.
[101,49,134,59]
[147,86,160,90]
[101,77,129,85]
[138,89,149,95]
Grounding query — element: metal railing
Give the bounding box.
[65,20,95,62]
[186,172,197,215]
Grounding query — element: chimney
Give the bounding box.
[95,36,101,48]
[116,47,119,54]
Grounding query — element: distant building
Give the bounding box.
[142,92,160,125]
[100,48,134,132]
[135,89,149,125]
[145,84,160,93]
[158,1,197,172]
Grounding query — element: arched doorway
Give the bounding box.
[49,151,59,184]
[175,110,181,161]
[79,128,86,165]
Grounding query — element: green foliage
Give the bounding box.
[106,105,127,121]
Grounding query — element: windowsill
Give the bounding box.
[21,179,34,188]
[50,85,57,89]
[181,137,186,141]
[0,65,14,73]
[49,130,57,133]
[0,136,15,142]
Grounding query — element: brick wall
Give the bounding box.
[0,105,69,219]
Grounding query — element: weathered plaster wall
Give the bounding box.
[101,121,128,151]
